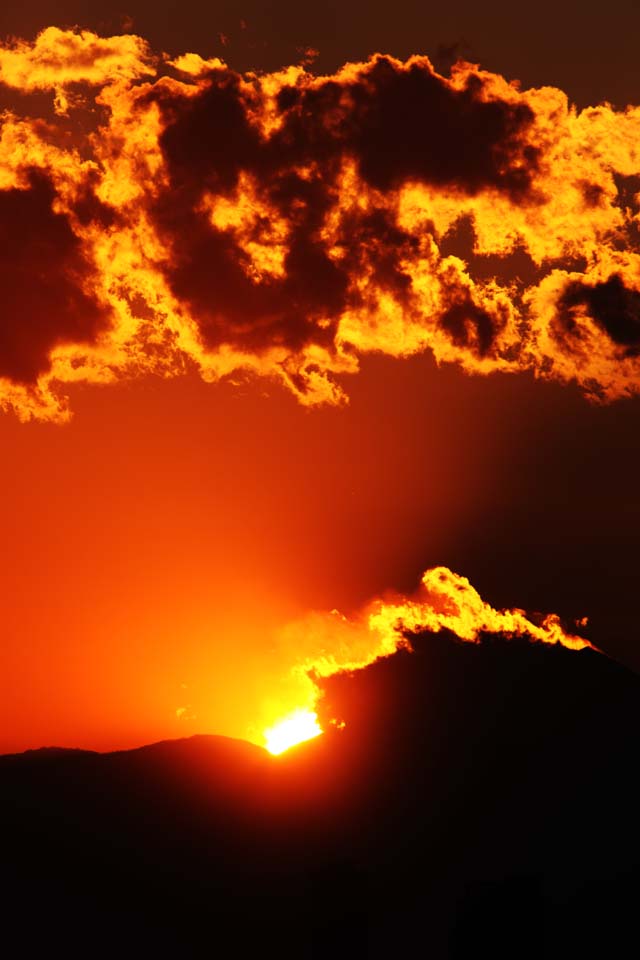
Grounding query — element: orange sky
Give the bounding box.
[1,7,639,753]
[0,356,503,750]
[1,350,637,752]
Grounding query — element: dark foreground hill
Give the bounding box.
[2,630,639,958]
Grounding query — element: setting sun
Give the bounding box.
[263,709,323,755]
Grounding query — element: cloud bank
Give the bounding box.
[1,28,639,418]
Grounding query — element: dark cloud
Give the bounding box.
[439,296,500,357]
[275,56,538,196]
[1,31,639,411]
[0,171,112,383]
[556,274,640,357]
[146,55,538,357]
[148,71,348,353]
[151,183,347,355]
[336,57,537,196]
[339,208,419,305]
[155,71,260,193]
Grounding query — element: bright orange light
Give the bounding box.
[263,709,323,755]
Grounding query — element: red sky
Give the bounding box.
[1,2,639,752]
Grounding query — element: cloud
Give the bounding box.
[0,170,112,382]
[1,29,640,418]
[256,565,591,738]
[0,26,154,112]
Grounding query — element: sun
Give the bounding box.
[263,709,323,755]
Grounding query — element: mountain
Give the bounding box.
[2,631,638,958]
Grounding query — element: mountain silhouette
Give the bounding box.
[2,630,638,958]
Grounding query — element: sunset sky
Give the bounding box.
[1,1,638,754]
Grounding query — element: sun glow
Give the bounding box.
[264,709,323,755]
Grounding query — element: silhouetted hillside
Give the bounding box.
[2,631,638,958]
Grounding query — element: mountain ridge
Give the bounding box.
[2,631,638,958]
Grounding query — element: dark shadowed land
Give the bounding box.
[2,632,638,958]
